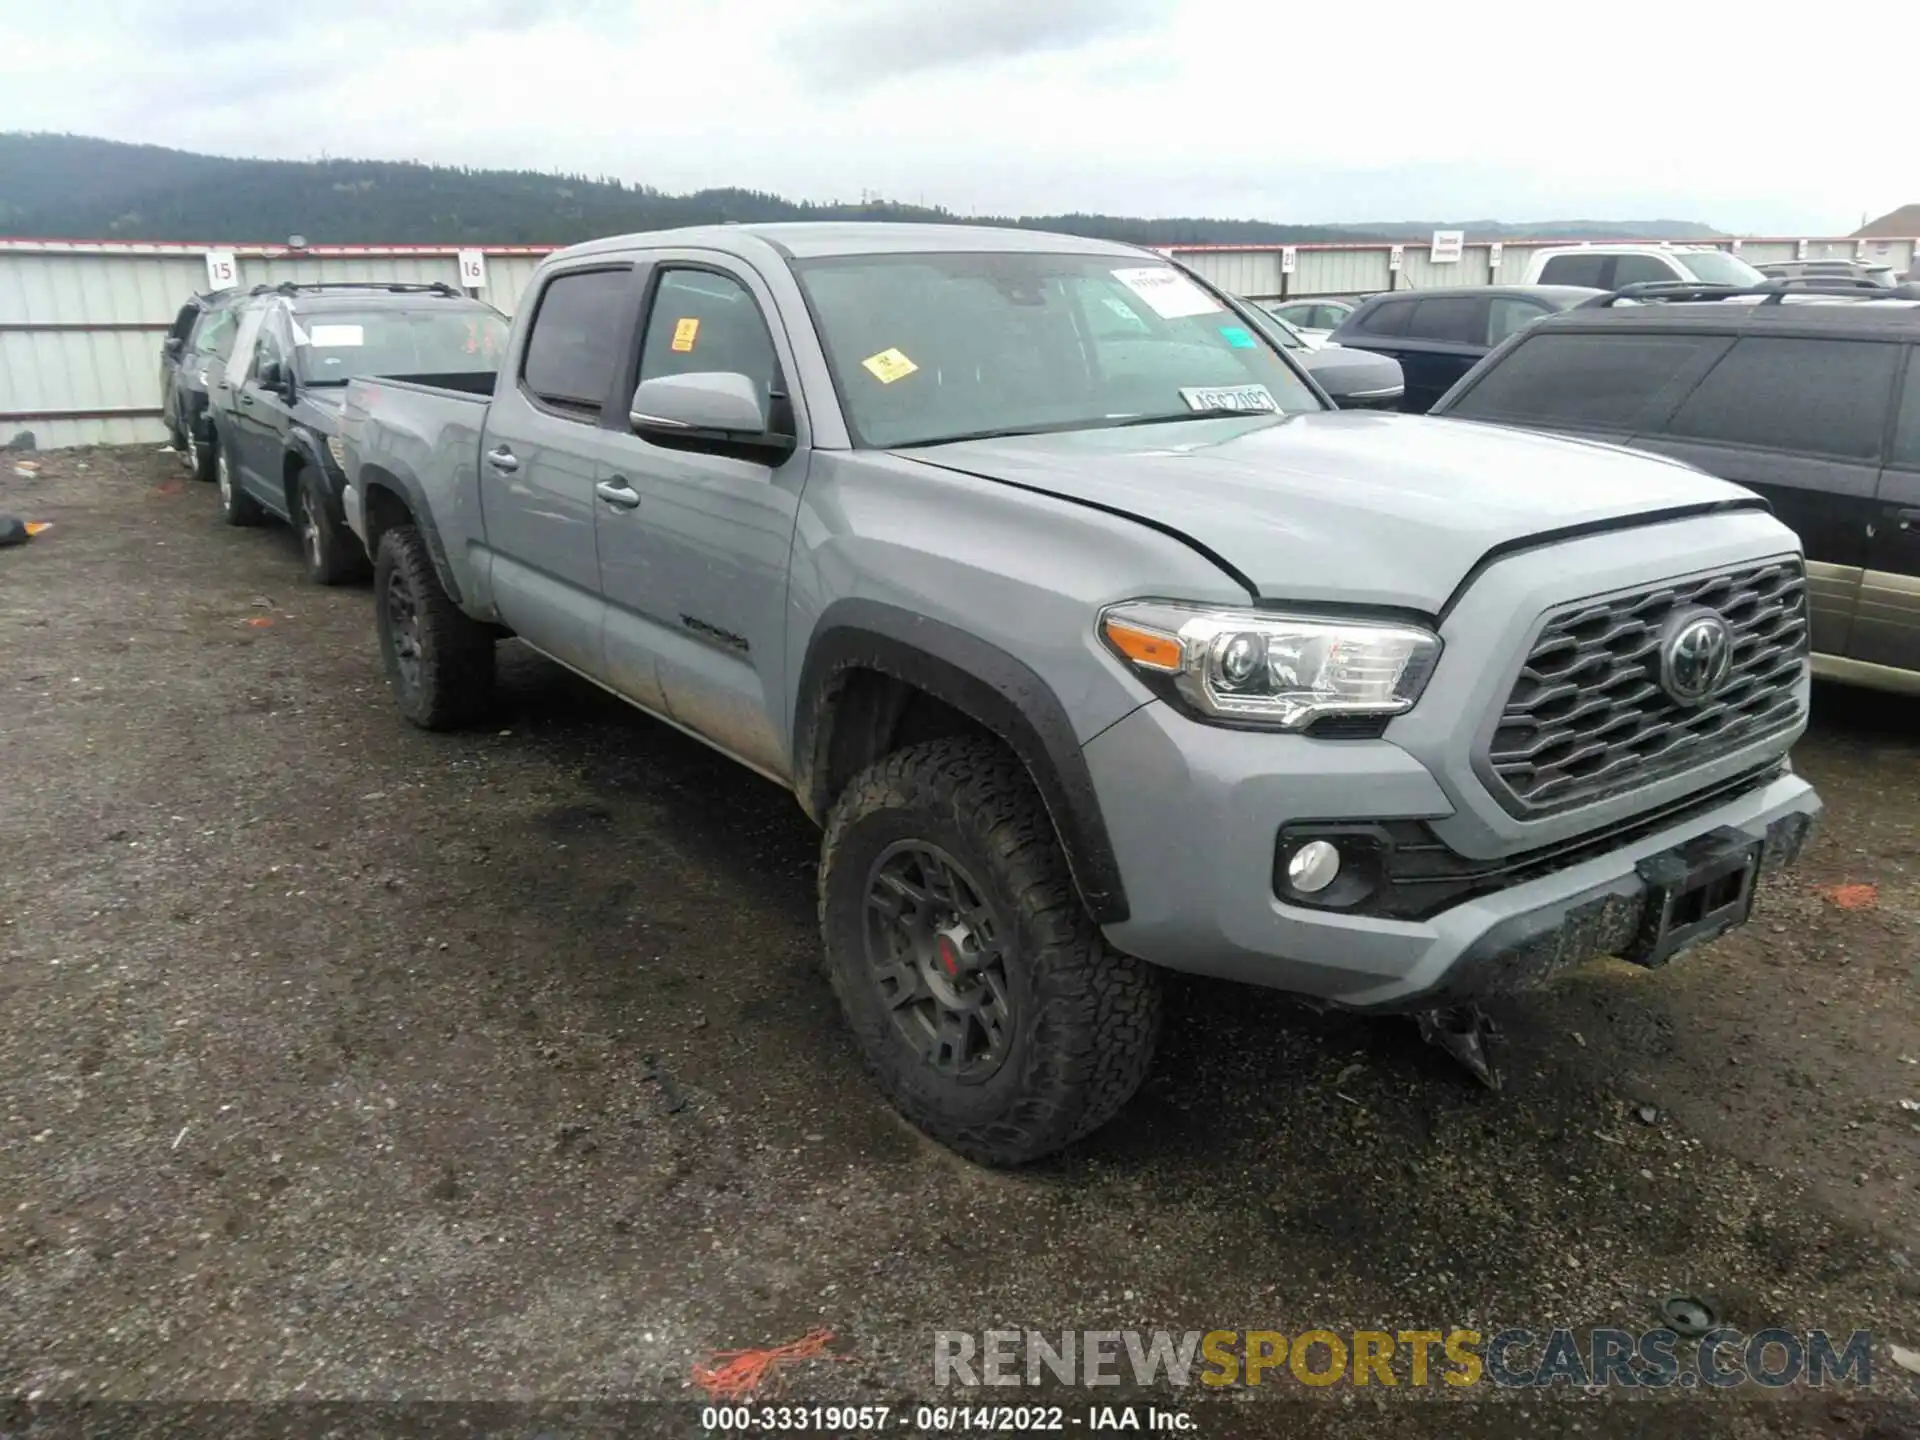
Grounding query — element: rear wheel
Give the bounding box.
[819,737,1162,1166]
[216,445,261,526]
[373,524,495,730]
[296,469,369,586]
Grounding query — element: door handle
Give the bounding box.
[595,478,642,510]
[485,446,519,473]
[1897,508,1920,532]
[238,392,253,406]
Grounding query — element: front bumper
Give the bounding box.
[1083,701,1820,1011]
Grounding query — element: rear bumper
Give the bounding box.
[1084,700,1819,1011]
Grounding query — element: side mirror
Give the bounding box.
[258,359,288,394]
[629,372,790,456]
[1317,355,1406,411]
[163,336,185,358]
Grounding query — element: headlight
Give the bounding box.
[1099,600,1441,730]
[324,434,347,470]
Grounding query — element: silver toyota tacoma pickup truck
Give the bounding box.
[337,222,1820,1165]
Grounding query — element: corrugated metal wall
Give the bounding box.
[0,243,546,448]
[4,234,1918,447]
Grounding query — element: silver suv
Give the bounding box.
[335,223,1821,1164]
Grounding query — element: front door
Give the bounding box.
[593,259,808,780]
[231,309,294,507]
[477,263,646,685]
[1854,346,1920,676]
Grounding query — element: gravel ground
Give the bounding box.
[1,447,1917,1438]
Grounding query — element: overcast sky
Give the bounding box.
[1,0,1908,235]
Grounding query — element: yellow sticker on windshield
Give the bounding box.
[671,318,700,353]
[861,347,918,384]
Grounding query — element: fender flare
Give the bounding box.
[283,427,336,511]
[354,461,466,606]
[792,599,1130,925]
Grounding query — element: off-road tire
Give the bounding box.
[373,524,495,730]
[819,737,1162,1166]
[215,443,261,526]
[297,468,371,586]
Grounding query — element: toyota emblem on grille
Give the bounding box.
[1659,608,1734,705]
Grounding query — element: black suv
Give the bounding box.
[209,282,507,584]
[160,288,249,482]
[1431,283,1920,695]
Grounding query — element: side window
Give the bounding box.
[1360,300,1413,337]
[195,309,238,358]
[636,269,781,413]
[1538,254,1609,288]
[521,268,634,416]
[1407,297,1484,344]
[1487,298,1552,346]
[1611,255,1676,287]
[1890,351,1920,469]
[1443,333,1729,430]
[1665,337,1900,461]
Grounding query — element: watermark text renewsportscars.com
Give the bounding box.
[934,1327,1882,1391]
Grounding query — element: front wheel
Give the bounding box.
[819,737,1162,1166]
[373,524,495,730]
[297,469,370,586]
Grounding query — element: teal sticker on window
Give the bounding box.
[1219,325,1256,348]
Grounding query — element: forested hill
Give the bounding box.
[0,133,1718,246]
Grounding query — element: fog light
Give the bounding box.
[1287,839,1341,894]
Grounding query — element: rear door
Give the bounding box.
[592,257,809,779]
[1855,345,1920,677]
[1633,335,1903,658]
[478,262,652,685]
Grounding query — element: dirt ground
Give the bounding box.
[1,447,1917,1438]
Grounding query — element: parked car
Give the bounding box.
[1327,285,1603,412]
[208,282,507,584]
[1758,259,1898,288]
[335,223,1818,1164]
[1522,244,1768,290]
[1261,297,1356,344]
[159,287,249,482]
[1432,285,1920,695]
[1234,300,1404,409]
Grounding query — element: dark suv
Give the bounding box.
[209,282,507,584]
[1432,284,1920,695]
[1327,285,1602,413]
[159,288,248,482]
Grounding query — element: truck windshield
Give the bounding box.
[791,252,1325,447]
[1675,251,1766,287]
[292,308,508,386]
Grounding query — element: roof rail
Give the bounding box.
[1576,277,1920,308]
[268,280,462,298]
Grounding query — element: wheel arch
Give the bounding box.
[793,600,1130,925]
[356,462,465,606]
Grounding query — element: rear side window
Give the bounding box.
[521,268,633,415]
[1538,254,1609,288]
[1358,299,1413,337]
[1488,298,1552,346]
[1408,297,1483,344]
[1610,254,1676,287]
[1890,350,1920,468]
[1664,337,1900,461]
[1444,332,1727,430]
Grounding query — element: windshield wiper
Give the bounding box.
[1104,407,1280,427]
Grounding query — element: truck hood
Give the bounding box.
[894,411,1758,614]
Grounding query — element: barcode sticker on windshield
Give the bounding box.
[861,347,919,384]
[1111,266,1223,320]
[307,324,365,347]
[1179,384,1278,414]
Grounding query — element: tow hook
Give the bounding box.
[1416,1004,1502,1090]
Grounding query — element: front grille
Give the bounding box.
[1482,556,1808,817]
